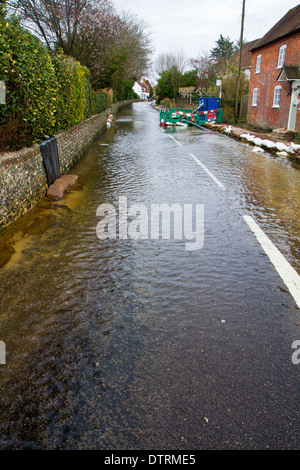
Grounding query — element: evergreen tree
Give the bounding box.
[209,34,237,77]
[180,69,198,88]
[210,34,237,62]
[156,66,181,100]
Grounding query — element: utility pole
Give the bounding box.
[235,0,246,121]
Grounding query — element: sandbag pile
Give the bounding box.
[46,174,78,200]
[106,114,113,127]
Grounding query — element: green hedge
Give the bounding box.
[93,91,108,115]
[0,16,109,148]
[0,16,58,143]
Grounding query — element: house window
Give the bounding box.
[255,54,261,73]
[252,88,258,106]
[277,45,286,68]
[273,86,281,107]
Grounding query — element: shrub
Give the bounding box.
[84,69,95,119]
[0,16,58,145]
[0,17,110,150]
[93,91,108,115]
[51,52,73,132]
[52,52,91,131]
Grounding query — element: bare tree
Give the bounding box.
[189,50,218,89]
[117,11,153,79]
[9,0,117,54]
[8,0,153,89]
[88,10,152,89]
[155,47,186,76]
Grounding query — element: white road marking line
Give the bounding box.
[169,135,183,146]
[243,215,300,308]
[189,153,226,190]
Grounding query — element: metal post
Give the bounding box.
[216,79,222,107]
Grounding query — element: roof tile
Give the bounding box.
[251,5,300,51]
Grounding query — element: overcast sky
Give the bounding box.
[113,0,299,76]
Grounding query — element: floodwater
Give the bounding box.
[0,102,299,450]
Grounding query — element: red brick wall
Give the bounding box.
[247,32,300,131]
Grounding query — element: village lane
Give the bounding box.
[0,101,299,450]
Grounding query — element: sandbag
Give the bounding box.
[46,174,78,200]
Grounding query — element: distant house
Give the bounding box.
[247,5,300,131]
[132,78,151,100]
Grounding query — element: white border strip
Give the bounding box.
[189,153,226,190]
[169,135,183,147]
[243,215,300,308]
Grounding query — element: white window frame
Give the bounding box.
[273,85,281,108]
[277,45,286,69]
[255,54,261,73]
[252,88,258,106]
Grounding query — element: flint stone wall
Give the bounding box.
[0,100,136,231]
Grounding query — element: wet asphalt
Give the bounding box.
[0,102,299,450]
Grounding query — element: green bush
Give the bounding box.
[93,91,108,115]
[0,16,110,149]
[52,52,91,131]
[84,69,95,119]
[52,53,108,129]
[0,16,58,143]
[51,52,73,132]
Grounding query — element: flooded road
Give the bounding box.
[0,102,299,450]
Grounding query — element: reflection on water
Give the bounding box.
[240,147,300,268]
[195,133,300,270]
[0,103,299,450]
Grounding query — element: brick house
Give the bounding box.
[247,5,300,131]
[230,38,261,79]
